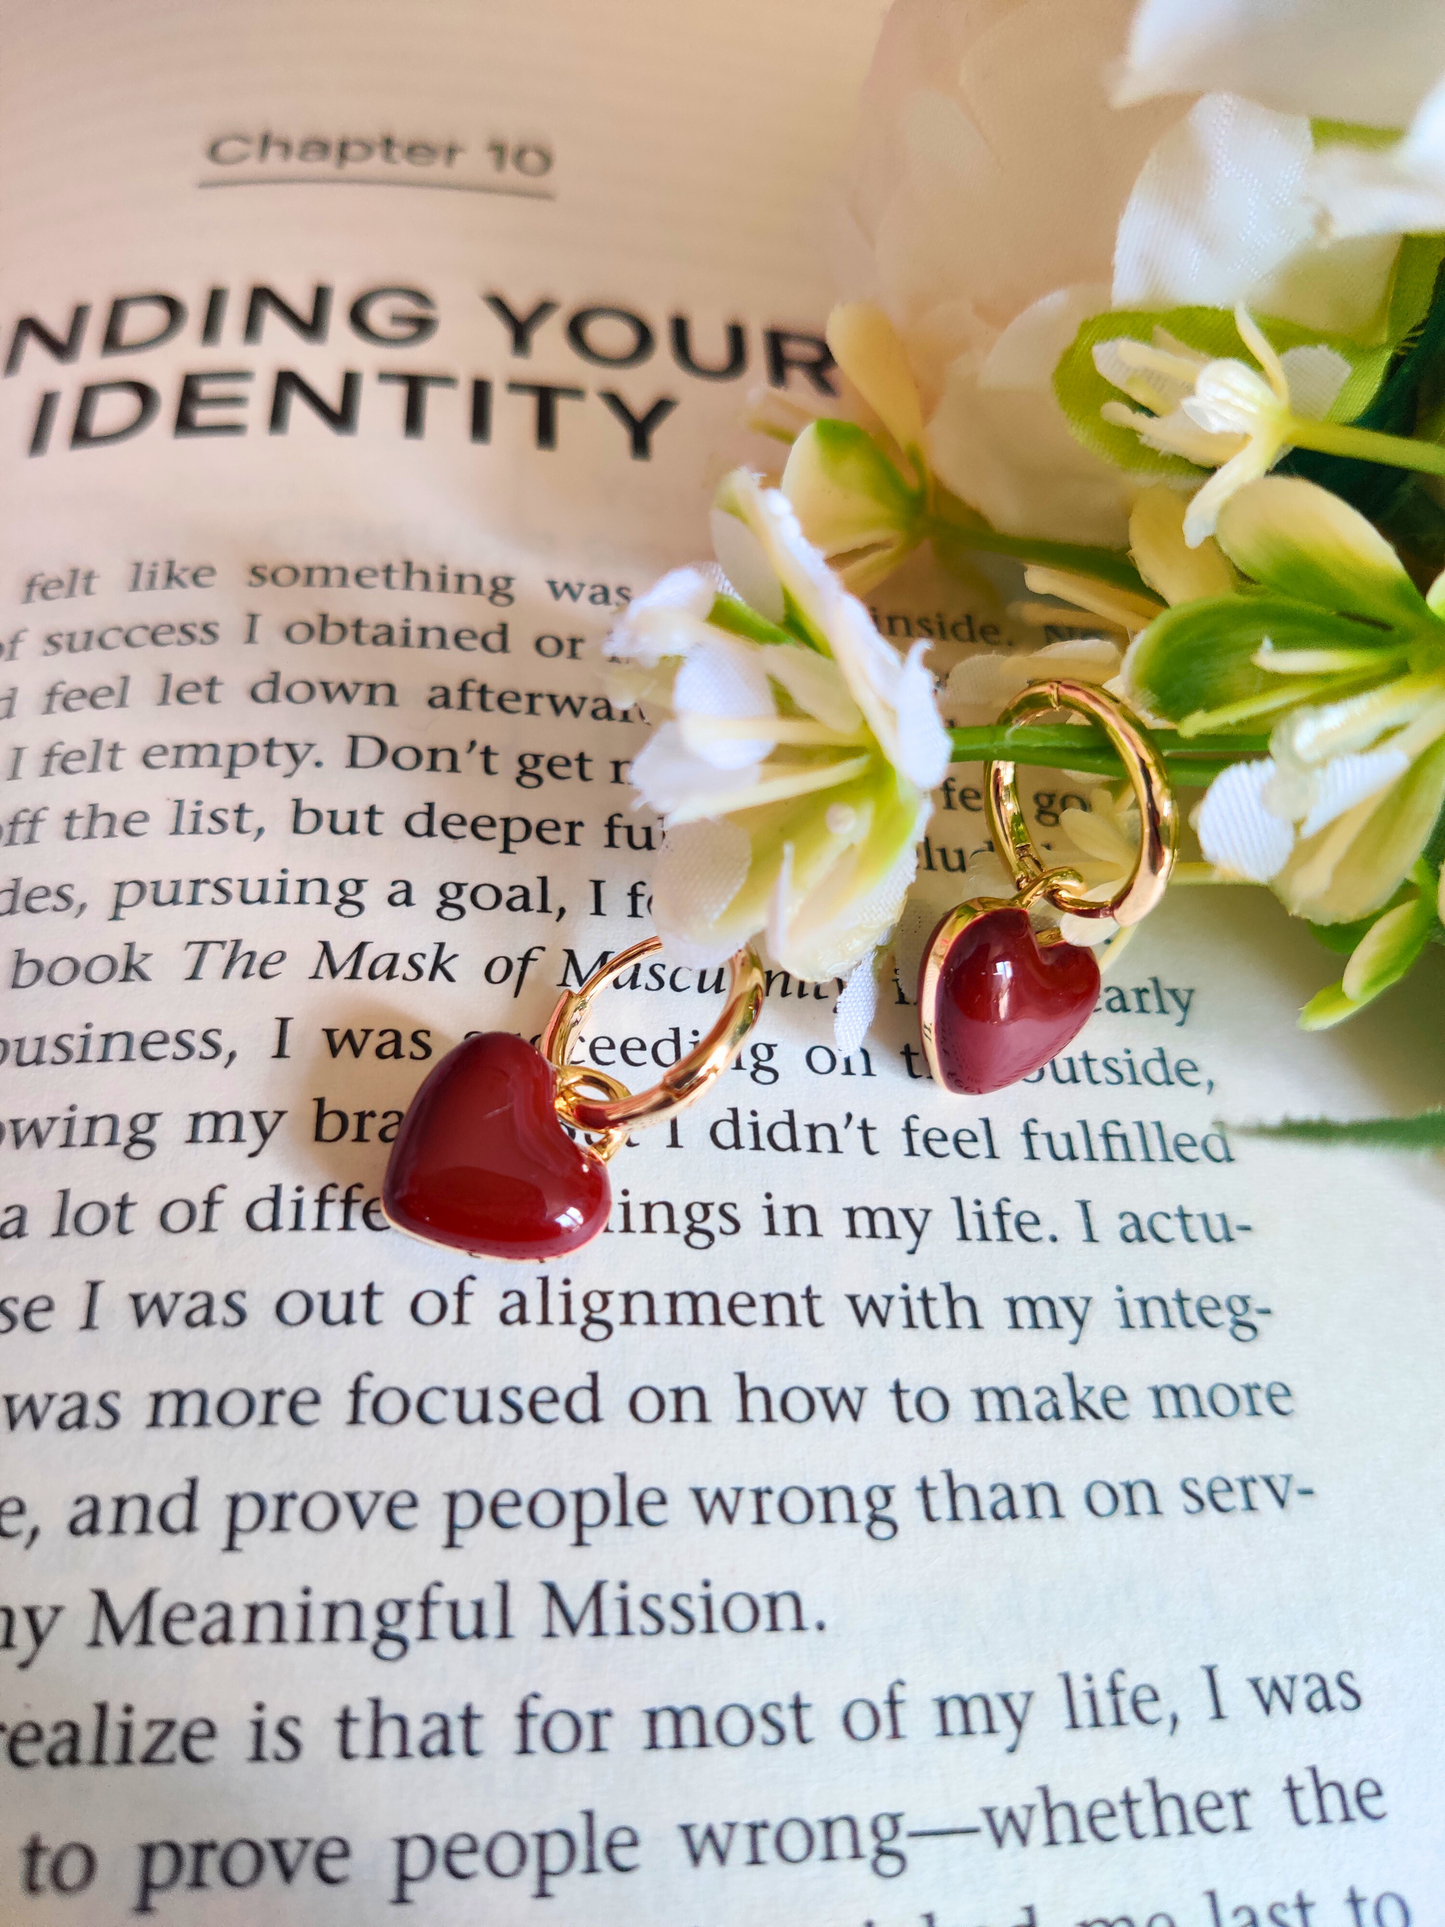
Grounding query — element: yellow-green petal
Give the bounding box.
[1340,893,1435,1001]
[1298,981,1363,1029]
[825,303,925,469]
[1215,476,1428,630]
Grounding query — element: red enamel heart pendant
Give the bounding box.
[919,903,1100,1095]
[383,1032,611,1261]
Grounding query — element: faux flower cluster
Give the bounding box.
[604,471,949,1048]
[614,0,1445,1115]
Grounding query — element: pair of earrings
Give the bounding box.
[383,681,1176,1262]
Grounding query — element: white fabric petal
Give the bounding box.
[833,953,881,1054]
[930,353,1134,543]
[762,644,863,734]
[1249,229,1401,337]
[826,593,916,767]
[1182,438,1277,545]
[765,842,797,974]
[673,636,777,770]
[892,642,952,790]
[709,508,785,624]
[1060,805,1135,866]
[981,282,1114,388]
[1060,917,1117,947]
[634,564,718,617]
[827,303,925,454]
[1400,66,1445,180]
[1276,680,1429,765]
[1128,486,1236,603]
[1195,757,1297,879]
[1308,75,1445,241]
[774,801,928,982]
[1031,637,1125,678]
[1276,344,1352,421]
[604,564,721,665]
[629,723,762,819]
[1297,747,1410,837]
[719,476,842,645]
[1114,0,1445,125]
[651,819,754,967]
[1114,97,1315,313]
[947,637,1125,715]
[865,0,1180,359]
[1115,94,1399,337]
[1309,143,1445,241]
[1060,910,1120,947]
[946,651,1030,709]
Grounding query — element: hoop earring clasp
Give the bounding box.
[541,936,764,1143]
[985,677,1177,925]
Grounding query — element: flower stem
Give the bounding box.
[1290,417,1445,478]
[948,722,1269,785]
[922,499,1149,596]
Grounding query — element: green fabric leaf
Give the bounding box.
[1127,593,1394,727]
[1215,478,1429,629]
[1386,236,1445,345]
[1238,1108,1445,1149]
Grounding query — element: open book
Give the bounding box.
[2,1,1442,1920]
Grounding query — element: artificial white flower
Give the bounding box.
[834,0,1185,543]
[604,469,951,1003]
[1113,0,1445,289]
[1138,477,1445,923]
[1111,93,1400,339]
[779,306,928,593]
[832,0,1429,551]
[1095,305,1351,543]
[1194,692,1445,923]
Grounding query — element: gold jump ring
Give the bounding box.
[540,937,764,1136]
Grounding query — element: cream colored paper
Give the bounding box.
[1,3,1443,1921]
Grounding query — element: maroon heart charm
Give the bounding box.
[919,904,1100,1095]
[383,1032,611,1260]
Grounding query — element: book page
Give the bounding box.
[2,3,1443,1922]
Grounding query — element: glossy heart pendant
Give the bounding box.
[919,903,1100,1095]
[383,1032,611,1260]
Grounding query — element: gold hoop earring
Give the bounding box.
[383,938,763,1260]
[919,679,1177,1095]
